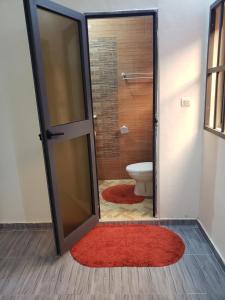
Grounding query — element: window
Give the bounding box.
[205,0,225,138]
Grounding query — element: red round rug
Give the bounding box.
[101,184,144,204]
[70,224,185,267]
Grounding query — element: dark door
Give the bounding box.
[24,0,99,254]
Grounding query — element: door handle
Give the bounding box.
[38,130,64,140]
[46,130,64,139]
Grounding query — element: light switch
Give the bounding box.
[181,97,191,107]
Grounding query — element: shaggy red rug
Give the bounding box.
[102,184,144,204]
[70,224,185,267]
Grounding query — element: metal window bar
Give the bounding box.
[121,72,153,80]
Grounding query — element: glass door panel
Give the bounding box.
[37,8,86,126]
[52,135,93,238]
[24,0,99,254]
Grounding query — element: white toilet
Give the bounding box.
[126,162,153,197]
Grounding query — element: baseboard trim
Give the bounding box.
[100,218,198,226]
[0,219,198,229]
[0,222,52,230]
[197,220,225,273]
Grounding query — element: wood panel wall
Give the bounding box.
[88,16,153,179]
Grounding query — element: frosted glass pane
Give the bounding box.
[52,136,93,237]
[38,9,85,126]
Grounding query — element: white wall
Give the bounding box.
[197,0,225,265]
[0,0,51,222]
[156,0,209,218]
[0,0,210,222]
[199,132,225,261]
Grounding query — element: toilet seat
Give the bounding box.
[126,162,153,174]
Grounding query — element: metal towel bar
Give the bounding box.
[121,72,153,80]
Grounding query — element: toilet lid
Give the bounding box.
[126,162,153,173]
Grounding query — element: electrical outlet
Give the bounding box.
[181,97,191,107]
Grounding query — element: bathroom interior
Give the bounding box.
[87,16,155,221]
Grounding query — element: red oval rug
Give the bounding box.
[102,184,144,204]
[70,224,185,267]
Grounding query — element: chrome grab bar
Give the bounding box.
[121,72,153,80]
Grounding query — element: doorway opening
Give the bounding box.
[87,12,158,221]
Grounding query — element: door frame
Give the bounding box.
[85,10,159,217]
[24,0,100,255]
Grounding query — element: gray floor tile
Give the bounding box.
[166,226,212,255]
[0,225,225,299]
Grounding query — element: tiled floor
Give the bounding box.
[0,223,225,299]
[99,179,153,221]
